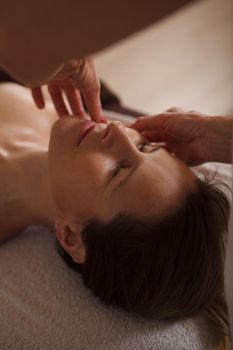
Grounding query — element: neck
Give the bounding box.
[16,149,58,229]
[0,148,58,242]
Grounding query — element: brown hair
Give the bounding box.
[56,175,230,347]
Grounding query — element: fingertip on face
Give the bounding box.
[125,125,147,143]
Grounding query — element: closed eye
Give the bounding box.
[111,164,123,178]
[137,143,149,152]
[109,143,160,181]
[110,160,130,179]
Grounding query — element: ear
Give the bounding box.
[54,217,86,264]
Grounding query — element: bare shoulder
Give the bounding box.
[0,82,57,129]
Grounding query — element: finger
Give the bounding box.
[128,116,150,128]
[141,131,164,142]
[130,115,168,131]
[100,116,108,123]
[48,83,69,117]
[71,58,103,122]
[130,111,186,131]
[31,87,45,109]
[125,116,145,128]
[62,80,85,118]
[82,89,103,122]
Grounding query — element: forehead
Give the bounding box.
[106,149,196,219]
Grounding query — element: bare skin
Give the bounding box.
[0,0,191,121]
[0,83,197,248]
[0,82,230,349]
[0,83,231,253]
[0,83,58,242]
[130,110,233,165]
[0,0,189,85]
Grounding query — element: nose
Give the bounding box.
[102,121,130,144]
[109,121,128,137]
[101,121,142,159]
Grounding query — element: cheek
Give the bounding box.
[75,152,114,184]
[49,148,111,214]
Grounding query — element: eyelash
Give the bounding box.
[111,143,149,178]
[111,160,129,178]
[138,143,149,151]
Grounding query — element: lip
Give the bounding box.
[76,120,97,146]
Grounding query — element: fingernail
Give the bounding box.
[100,116,108,123]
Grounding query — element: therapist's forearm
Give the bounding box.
[0,0,191,86]
[202,116,233,164]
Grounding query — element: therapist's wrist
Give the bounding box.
[202,116,233,164]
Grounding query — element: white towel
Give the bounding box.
[0,226,216,350]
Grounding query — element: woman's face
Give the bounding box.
[48,116,196,226]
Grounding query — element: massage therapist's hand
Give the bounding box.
[31,58,103,121]
[130,108,233,165]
